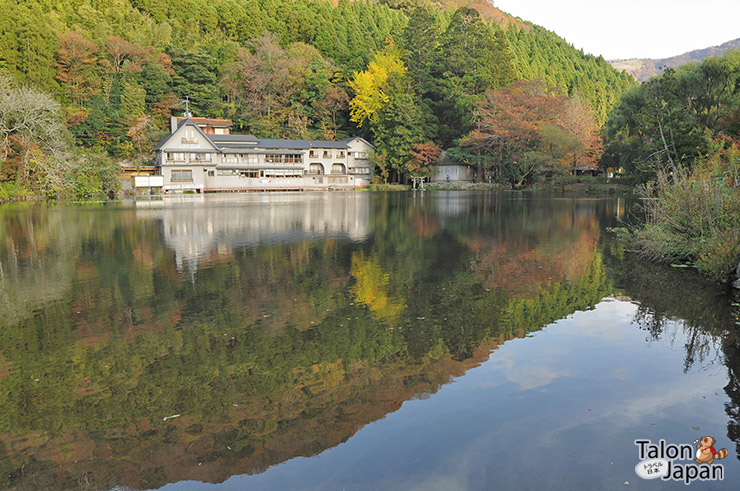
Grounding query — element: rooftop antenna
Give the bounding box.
[182,96,192,118]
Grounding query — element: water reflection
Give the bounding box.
[136,193,371,273]
[0,192,736,490]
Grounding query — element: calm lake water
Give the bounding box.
[0,191,738,490]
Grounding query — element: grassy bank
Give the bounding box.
[533,175,635,194]
[366,183,410,191]
[425,182,502,191]
[424,176,634,193]
[629,144,740,283]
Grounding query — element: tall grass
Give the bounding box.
[633,143,740,282]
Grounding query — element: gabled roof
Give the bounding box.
[154,118,218,151]
[154,121,372,153]
[338,136,376,150]
[306,140,350,149]
[153,132,173,152]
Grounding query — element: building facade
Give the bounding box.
[155,119,375,192]
[430,151,474,183]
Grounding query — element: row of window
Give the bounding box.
[210,170,302,178]
[167,152,212,162]
[264,170,304,178]
[306,151,369,159]
[309,150,345,159]
[349,167,371,175]
[223,154,258,164]
[265,154,303,164]
[171,167,371,182]
[215,169,259,177]
[309,163,348,174]
[167,152,369,163]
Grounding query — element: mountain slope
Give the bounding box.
[430,0,527,29]
[609,38,740,81]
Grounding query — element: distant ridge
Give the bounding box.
[383,0,529,30]
[609,38,740,81]
[432,0,529,29]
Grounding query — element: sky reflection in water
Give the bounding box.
[198,298,733,491]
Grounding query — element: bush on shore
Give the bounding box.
[0,181,34,201]
[632,141,740,282]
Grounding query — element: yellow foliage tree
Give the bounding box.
[347,42,407,127]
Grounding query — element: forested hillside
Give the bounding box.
[0,0,635,194]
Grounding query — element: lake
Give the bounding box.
[0,191,737,490]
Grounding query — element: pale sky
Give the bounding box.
[493,0,740,60]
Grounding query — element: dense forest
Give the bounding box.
[0,0,635,196]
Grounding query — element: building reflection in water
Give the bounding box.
[135,192,372,272]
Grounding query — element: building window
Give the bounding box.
[323,150,332,158]
[263,170,302,178]
[350,167,371,175]
[309,163,324,175]
[331,163,345,174]
[265,154,283,163]
[336,151,345,158]
[190,153,212,162]
[217,169,238,176]
[214,128,226,135]
[171,169,193,182]
[239,154,258,164]
[207,170,215,176]
[240,170,259,178]
[354,151,369,160]
[224,154,238,164]
[309,150,319,158]
[167,152,185,161]
[284,154,303,164]
[181,129,197,144]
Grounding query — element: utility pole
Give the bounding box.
[182,96,191,118]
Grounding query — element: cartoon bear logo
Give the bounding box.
[694,436,728,464]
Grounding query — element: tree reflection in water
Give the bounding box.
[605,241,740,460]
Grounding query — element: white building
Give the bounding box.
[430,151,474,183]
[154,118,375,193]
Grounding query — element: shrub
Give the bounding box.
[66,152,121,200]
[632,142,740,282]
[0,181,33,200]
